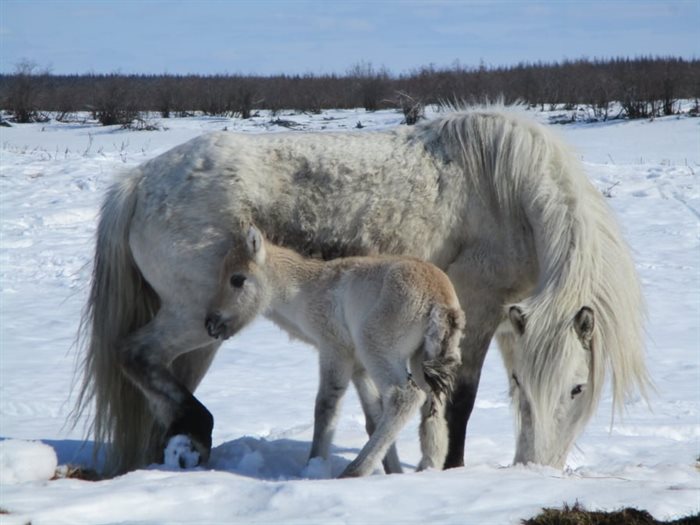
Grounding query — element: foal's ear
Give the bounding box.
[509,306,526,336]
[574,306,595,345]
[245,224,266,264]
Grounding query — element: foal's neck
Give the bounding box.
[265,244,325,302]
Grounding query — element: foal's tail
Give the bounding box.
[422,305,465,398]
[74,170,161,475]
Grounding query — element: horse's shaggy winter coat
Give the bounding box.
[76,107,649,474]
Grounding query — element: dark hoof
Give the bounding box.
[165,396,214,464]
[443,457,465,469]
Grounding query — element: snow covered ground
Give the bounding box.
[0,107,698,524]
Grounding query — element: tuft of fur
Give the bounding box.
[422,306,464,399]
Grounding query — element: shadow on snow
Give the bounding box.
[3,436,384,481]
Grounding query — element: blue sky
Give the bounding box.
[1,0,697,75]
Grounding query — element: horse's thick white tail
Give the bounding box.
[74,170,161,475]
[422,305,464,398]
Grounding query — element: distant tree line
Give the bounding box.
[1,56,698,125]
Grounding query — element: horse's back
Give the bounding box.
[130,127,468,280]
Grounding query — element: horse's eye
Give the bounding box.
[571,384,583,398]
[230,274,246,288]
[511,374,520,387]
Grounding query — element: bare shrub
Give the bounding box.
[523,502,698,525]
[122,115,160,131]
[4,60,50,123]
[0,57,697,119]
[92,75,138,126]
[396,91,424,125]
[348,61,390,111]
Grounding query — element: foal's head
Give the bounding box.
[205,225,270,340]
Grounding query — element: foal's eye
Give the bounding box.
[230,274,247,288]
[571,384,584,398]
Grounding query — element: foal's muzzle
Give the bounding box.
[205,312,226,339]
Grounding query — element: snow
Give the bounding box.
[0,440,57,485]
[0,108,698,523]
[163,435,201,470]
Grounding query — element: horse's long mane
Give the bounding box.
[422,106,650,429]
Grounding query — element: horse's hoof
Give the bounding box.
[165,396,214,466]
[163,434,201,468]
[443,457,464,469]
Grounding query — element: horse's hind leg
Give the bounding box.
[171,342,221,393]
[167,341,222,465]
[352,367,403,474]
[118,307,215,466]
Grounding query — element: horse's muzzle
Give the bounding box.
[205,312,226,339]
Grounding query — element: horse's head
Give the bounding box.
[205,225,271,340]
[507,304,596,468]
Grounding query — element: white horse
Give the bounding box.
[203,224,464,477]
[76,106,649,475]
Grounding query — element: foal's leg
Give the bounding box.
[308,350,354,462]
[340,375,424,478]
[340,336,425,478]
[416,393,448,471]
[118,308,215,466]
[352,367,403,474]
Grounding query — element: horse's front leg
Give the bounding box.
[444,259,505,469]
[119,311,215,468]
[308,349,353,464]
[443,330,493,469]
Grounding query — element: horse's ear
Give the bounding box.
[509,306,526,336]
[574,306,594,345]
[246,224,266,264]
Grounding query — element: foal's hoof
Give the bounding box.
[163,434,202,469]
[338,464,364,478]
